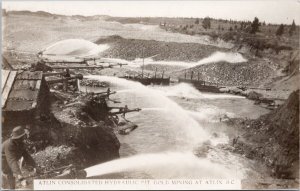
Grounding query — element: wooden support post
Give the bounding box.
[184,70,187,79]
[191,70,194,80]
[197,71,200,81]
[162,71,165,79]
[154,67,157,79]
[63,80,68,92]
[75,79,79,91]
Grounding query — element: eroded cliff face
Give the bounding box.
[262,90,299,179]
[232,90,299,179]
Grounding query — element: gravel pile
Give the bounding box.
[97,35,224,62]
[178,60,275,86]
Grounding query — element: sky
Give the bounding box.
[2,0,300,24]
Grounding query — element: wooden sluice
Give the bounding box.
[178,70,221,93]
[121,69,170,86]
[122,75,170,86]
[178,78,221,93]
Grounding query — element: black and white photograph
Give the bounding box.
[1,0,299,190]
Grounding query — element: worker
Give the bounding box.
[2,126,37,189]
[122,105,129,117]
[232,136,240,146]
[64,69,71,78]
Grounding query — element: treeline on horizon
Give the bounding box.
[164,17,298,37]
[2,9,299,27]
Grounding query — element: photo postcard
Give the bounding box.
[1,0,299,190]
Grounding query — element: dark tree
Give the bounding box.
[276,24,284,36]
[202,17,211,29]
[229,27,233,31]
[240,22,244,30]
[289,20,296,36]
[195,18,200,24]
[250,17,260,34]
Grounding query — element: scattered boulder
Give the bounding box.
[193,141,212,158]
[247,91,263,100]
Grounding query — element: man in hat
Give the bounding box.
[2,126,37,189]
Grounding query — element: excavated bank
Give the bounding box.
[229,90,299,180]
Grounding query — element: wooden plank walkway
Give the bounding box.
[1,70,10,90]
[2,70,17,108]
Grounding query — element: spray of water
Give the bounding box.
[42,39,109,57]
[141,107,168,111]
[118,51,247,69]
[187,108,235,123]
[83,75,243,179]
[196,51,247,65]
[152,83,244,99]
[85,75,208,145]
[85,152,237,178]
[116,89,133,93]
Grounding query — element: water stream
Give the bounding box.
[98,51,247,69]
[81,75,271,182]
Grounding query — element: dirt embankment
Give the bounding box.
[17,90,120,174]
[229,90,299,179]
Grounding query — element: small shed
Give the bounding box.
[2,69,50,131]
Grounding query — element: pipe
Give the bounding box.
[45,61,86,64]
[43,72,66,77]
[46,74,83,84]
[108,108,141,115]
[50,66,106,69]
